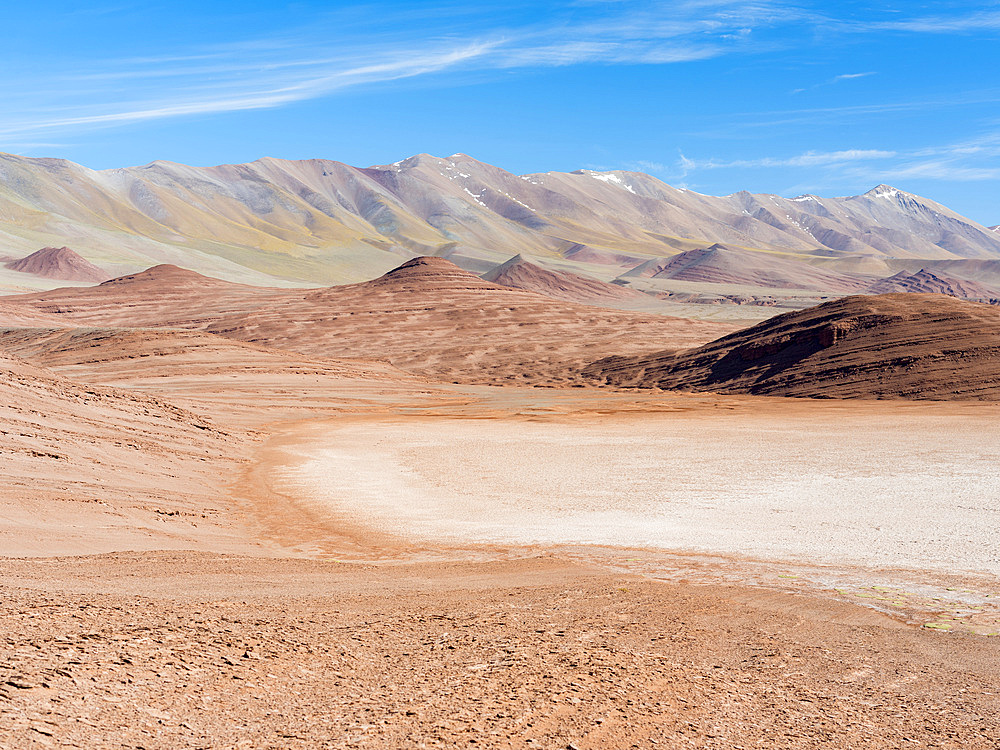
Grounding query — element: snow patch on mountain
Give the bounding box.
[583,171,637,195]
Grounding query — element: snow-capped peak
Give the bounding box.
[864,184,903,200]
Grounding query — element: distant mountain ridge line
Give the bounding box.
[0,150,998,289]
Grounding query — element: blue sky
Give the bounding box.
[2,1,998,224]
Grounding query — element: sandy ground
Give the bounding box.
[4,365,1000,747]
[3,553,1000,749]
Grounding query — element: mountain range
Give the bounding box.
[1,151,998,294]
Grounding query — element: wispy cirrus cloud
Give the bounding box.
[791,71,876,94]
[0,0,794,141]
[832,72,875,82]
[696,89,1000,133]
[872,9,1000,33]
[870,160,1000,181]
[680,148,897,171]
[5,44,498,135]
[16,1,997,144]
[852,133,1000,182]
[679,133,1000,185]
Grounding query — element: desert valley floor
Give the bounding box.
[2,256,1000,748]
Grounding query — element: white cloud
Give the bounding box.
[2,1,993,146]
[0,42,497,137]
[682,149,897,170]
[680,133,1000,185]
[792,71,876,95]
[875,161,1000,181]
[832,72,875,82]
[874,10,1000,34]
[854,133,1000,182]
[0,1,791,141]
[493,40,723,67]
[713,91,1000,131]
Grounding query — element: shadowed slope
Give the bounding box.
[881,258,1000,290]
[481,254,645,303]
[4,246,110,283]
[584,294,1000,399]
[867,268,999,300]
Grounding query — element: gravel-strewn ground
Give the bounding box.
[2,553,998,749]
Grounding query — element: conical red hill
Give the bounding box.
[99,264,236,288]
[5,246,110,283]
[481,255,645,303]
[366,256,498,291]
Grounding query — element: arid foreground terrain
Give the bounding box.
[2,258,999,749]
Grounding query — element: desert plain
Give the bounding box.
[1,245,999,750]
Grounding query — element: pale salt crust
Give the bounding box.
[280,414,1000,576]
